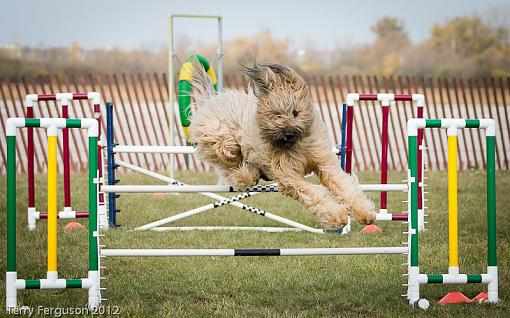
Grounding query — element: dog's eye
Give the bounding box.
[292,110,299,117]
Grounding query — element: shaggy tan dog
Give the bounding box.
[190,62,375,230]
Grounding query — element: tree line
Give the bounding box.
[0,13,508,80]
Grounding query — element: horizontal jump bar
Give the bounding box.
[358,94,416,101]
[375,213,408,221]
[152,226,306,232]
[102,183,407,193]
[112,145,341,155]
[113,145,197,154]
[35,93,91,101]
[418,273,494,284]
[38,211,89,219]
[100,247,408,257]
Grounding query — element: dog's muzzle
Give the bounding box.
[273,128,301,148]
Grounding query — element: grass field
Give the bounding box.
[0,170,508,317]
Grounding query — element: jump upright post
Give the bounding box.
[5,117,101,311]
[345,93,426,230]
[406,118,498,307]
[25,92,105,230]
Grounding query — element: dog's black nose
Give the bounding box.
[284,133,295,140]
[283,129,298,141]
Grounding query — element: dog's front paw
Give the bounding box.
[227,163,261,191]
[316,201,349,231]
[350,199,376,225]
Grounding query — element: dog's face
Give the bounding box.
[242,63,314,149]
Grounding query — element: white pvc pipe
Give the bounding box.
[135,203,219,230]
[417,274,494,284]
[103,183,407,193]
[375,214,396,221]
[152,227,304,232]
[114,145,196,154]
[117,160,179,184]
[114,145,342,155]
[279,247,408,255]
[135,196,323,233]
[100,247,408,257]
[360,184,408,191]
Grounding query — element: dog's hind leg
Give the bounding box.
[313,154,376,225]
[277,175,349,230]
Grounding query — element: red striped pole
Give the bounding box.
[27,105,35,209]
[62,101,71,209]
[93,96,104,204]
[345,105,354,174]
[417,106,424,212]
[380,105,389,212]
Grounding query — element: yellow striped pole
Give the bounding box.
[447,135,459,271]
[47,133,58,273]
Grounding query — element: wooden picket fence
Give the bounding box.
[0,74,509,174]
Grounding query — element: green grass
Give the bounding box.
[0,170,508,317]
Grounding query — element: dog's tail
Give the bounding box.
[190,56,216,105]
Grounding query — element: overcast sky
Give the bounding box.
[1,0,508,50]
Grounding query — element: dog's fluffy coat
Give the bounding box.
[190,62,375,230]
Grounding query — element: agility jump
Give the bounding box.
[345,93,427,231]
[5,114,498,310]
[5,117,102,310]
[406,118,498,306]
[24,92,105,230]
[104,101,410,233]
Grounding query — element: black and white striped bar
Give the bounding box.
[100,247,408,257]
[102,183,407,193]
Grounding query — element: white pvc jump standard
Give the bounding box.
[345,93,427,232]
[405,118,498,308]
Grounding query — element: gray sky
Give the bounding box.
[1,0,508,50]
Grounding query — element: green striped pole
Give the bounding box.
[486,135,496,266]
[6,119,21,309]
[409,134,418,266]
[6,136,16,272]
[407,119,423,307]
[486,132,498,302]
[88,136,98,271]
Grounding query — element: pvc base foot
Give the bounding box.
[439,292,472,304]
[413,298,430,310]
[361,224,382,233]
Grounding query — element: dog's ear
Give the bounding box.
[240,63,273,97]
[241,63,305,98]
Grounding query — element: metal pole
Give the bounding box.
[217,16,223,92]
[168,15,175,177]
